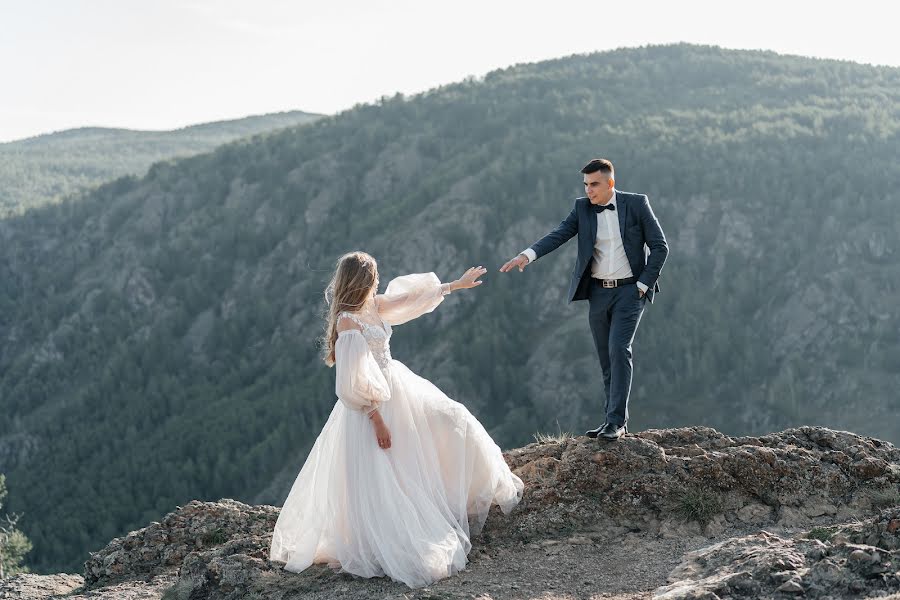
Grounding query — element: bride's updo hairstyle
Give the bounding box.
[322,251,379,366]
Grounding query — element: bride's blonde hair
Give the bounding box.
[322,251,379,366]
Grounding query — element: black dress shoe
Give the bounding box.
[585,423,607,438]
[598,422,627,440]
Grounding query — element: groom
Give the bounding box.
[500,159,668,440]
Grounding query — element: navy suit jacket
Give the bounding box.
[529,190,669,303]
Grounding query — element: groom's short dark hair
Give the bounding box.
[581,158,614,177]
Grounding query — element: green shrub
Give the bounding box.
[673,486,723,526]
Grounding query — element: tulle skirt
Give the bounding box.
[269,358,524,589]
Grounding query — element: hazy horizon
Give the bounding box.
[2,0,898,143]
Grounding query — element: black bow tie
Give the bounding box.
[591,203,615,213]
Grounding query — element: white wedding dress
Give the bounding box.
[269,273,524,589]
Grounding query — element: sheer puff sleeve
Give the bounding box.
[375,272,452,326]
[335,330,391,413]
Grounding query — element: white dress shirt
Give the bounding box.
[521,190,648,294]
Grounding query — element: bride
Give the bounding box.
[269,251,524,589]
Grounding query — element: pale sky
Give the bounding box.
[2,0,898,143]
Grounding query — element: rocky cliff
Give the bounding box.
[3,426,898,599]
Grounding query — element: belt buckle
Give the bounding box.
[602,279,616,288]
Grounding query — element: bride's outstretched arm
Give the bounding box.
[375,267,486,326]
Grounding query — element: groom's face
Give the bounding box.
[584,171,614,203]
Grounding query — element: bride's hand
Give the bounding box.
[453,266,487,290]
[371,414,392,450]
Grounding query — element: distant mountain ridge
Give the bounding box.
[0,110,323,214]
[1,44,899,575]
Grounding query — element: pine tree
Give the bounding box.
[0,474,33,579]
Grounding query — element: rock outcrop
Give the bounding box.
[654,507,900,599]
[82,499,278,588]
[489,426,900,541]
[0,573,83,599]
[1,426,897,600]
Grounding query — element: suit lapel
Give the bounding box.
[588,199,598,248]
[615,190,627,242]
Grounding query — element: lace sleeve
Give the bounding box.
[334,330,391,413]
[375,272,451,326]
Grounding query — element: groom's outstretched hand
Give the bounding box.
[499,254,529,273]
